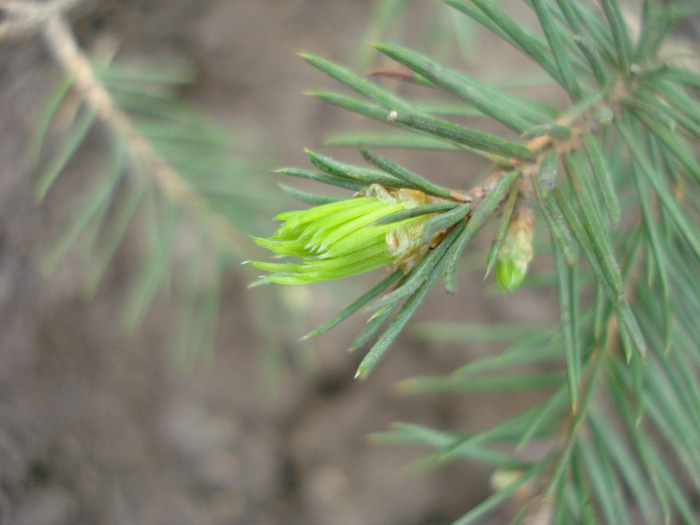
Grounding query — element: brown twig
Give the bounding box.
[367,66,420,83]
[0,0,82,40]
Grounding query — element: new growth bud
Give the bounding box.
[251,184,436,285]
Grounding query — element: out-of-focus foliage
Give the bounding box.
[23,8,282,363]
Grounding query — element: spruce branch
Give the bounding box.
[253,0,700,522]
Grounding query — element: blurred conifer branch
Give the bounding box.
[33,5,250,254]
[0,0,81,40]
[2,0,278,361]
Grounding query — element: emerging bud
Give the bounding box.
[251,184,435,285]
[496,203,534,293]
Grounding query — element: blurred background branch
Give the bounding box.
[0,0,82,40]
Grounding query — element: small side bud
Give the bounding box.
[496,203,534,293]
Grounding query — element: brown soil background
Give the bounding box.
[0,2,558,524]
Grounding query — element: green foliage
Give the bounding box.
[256,0,700,522]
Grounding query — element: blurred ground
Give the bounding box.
[0,2,556,524]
